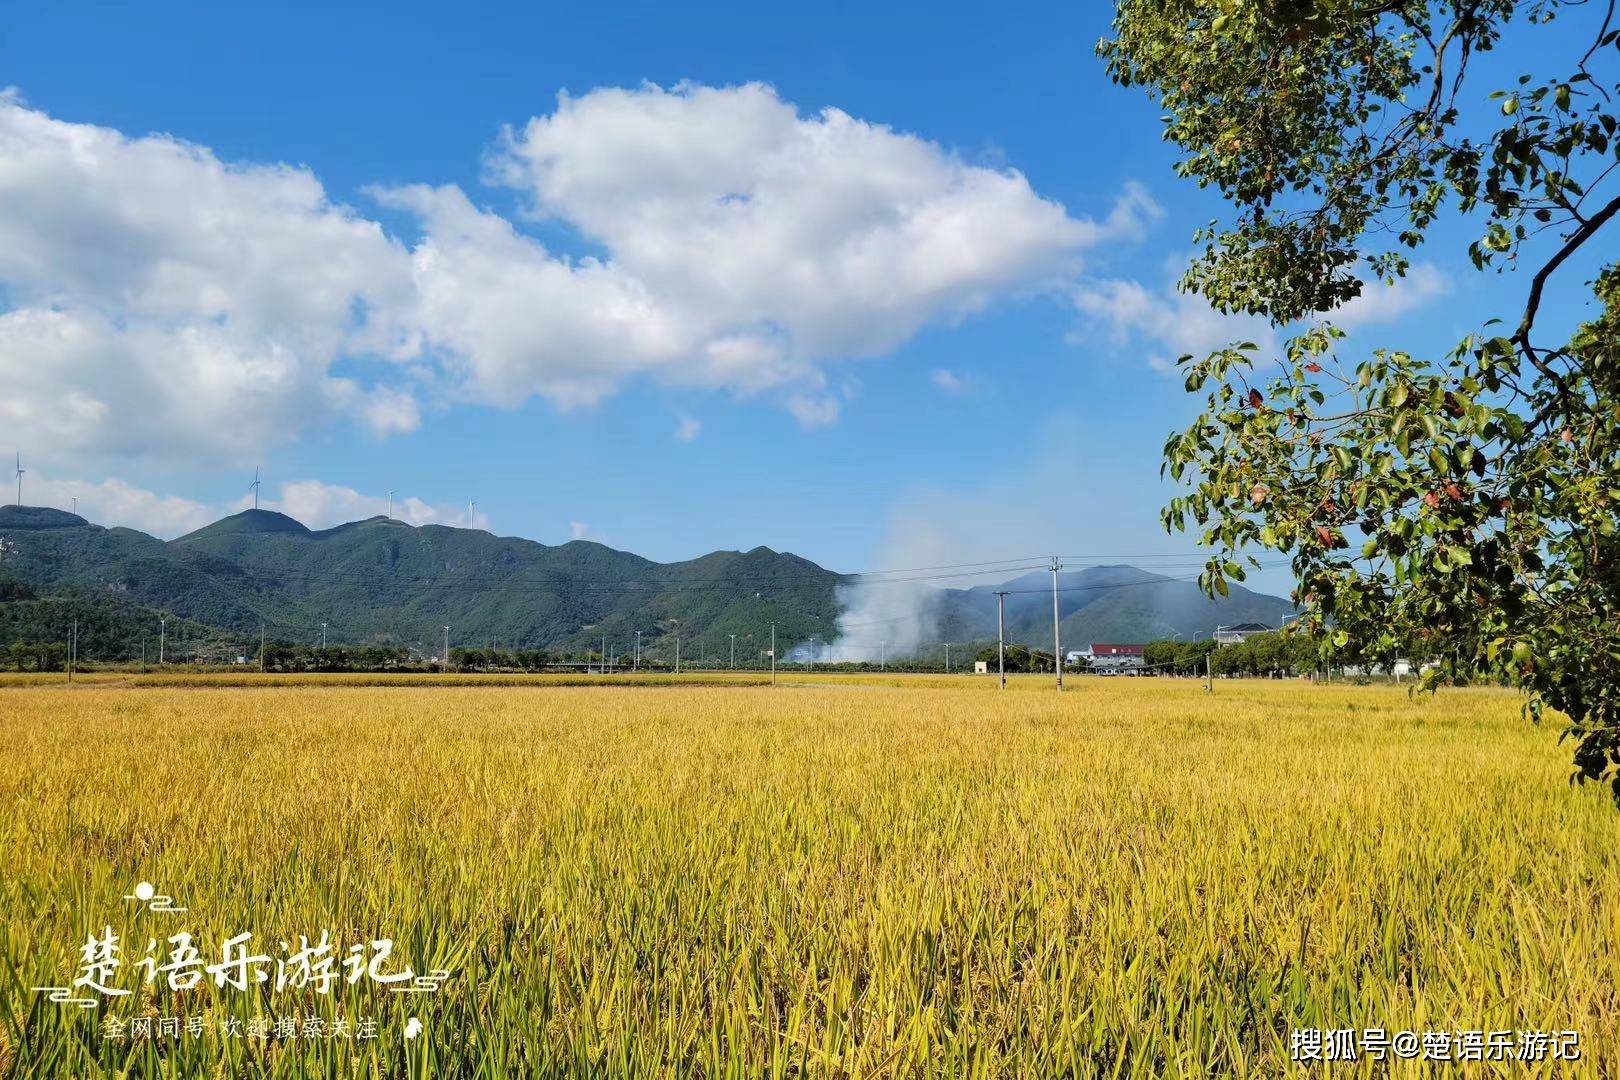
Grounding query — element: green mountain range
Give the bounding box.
[0,505,1296,661]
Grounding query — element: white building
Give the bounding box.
[1074,643,1146,675]
[1213,622,1274,645]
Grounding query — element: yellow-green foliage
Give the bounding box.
[0,677,1615,1077]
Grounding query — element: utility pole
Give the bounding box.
[675,631,681,675]
[1051,556,1064,691]
[259,623,266,673]
[770,624,776,686]
[142,636,147,672]
[68,621,76,684]
[729,634,736,670]
[881,640,886,672]
[158,618,165,665]
[442,626,450,674]
[944,643,951,673]
[602,635,608,675]
[635,630,642,672]
[1205,651,1213,693]
[995,591,1008,690]
[321,622,327,649]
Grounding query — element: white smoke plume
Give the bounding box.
[800,417,1219,662]
[792,580,945,663]
[796,514,971,663]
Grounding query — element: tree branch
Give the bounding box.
[1514,192,1620,382]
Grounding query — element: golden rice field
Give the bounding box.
[1,675,1617,1077]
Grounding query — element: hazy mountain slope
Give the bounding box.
[949,565,1296,649]
[1056,579,1296,646]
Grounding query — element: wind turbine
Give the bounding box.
[467,497,477,524]
[13,452,22,507]
[249,466,262,511]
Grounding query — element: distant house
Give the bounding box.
[1213,623,1273,645]
[1074,643,1146,675]
[1344,658,1424,678]
[974,660,989,674]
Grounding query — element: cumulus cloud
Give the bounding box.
[399,81,1143,412]
[0,83,1143,462]
[478,82,1134,387]
[674,415,702,442]
[1070,259,1446,373]
[0,91,418,464]
[930,368,967,393]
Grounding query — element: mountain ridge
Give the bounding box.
[0,505,1297,657]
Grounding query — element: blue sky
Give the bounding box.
[0,2,1600,597]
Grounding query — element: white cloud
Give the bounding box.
[252,479,486,531]
[0,91,418,464]
[569,520,593,541]
[785,393,841,430]
[674,415,702,442]
[3,469,491,538]
[1332,264,1448,328]
[0,83,1143,459]
[1070,259,1447,373]
[1071,275,1280,374]
[930,368,967,393]
[457,81,1140,406]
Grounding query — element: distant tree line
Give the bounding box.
[972,644,1058,673]
[1143,632,1319,678]
[1141,638,1218,674]
[3,642,69,671]
[447,647,555,672]
[260,643,425,673]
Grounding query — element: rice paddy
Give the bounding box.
[0,675,1615,1076]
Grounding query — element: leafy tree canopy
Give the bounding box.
[1101,1,1620,794]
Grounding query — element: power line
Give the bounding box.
[136,563,1059,595]
[842,563,1056,579]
